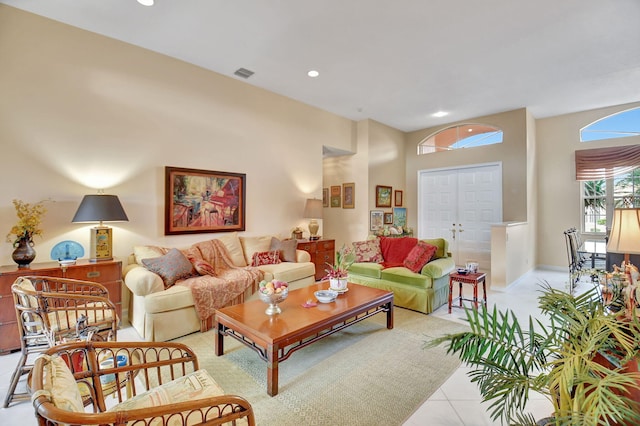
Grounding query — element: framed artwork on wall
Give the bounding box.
[384,212,393,224]
[370,210,384,231]
[330,185,341,207]
[322,188,329,207]
[165,166,246,235]
[394,190,403,206]
[393,207,407,228]
[343,182,355,208]
[375,185,392,207]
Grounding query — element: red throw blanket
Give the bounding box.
[176,239,263,321]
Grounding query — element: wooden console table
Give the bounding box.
[297,239,335,281]
[0,259,122,355]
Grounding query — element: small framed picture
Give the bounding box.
[370,210,384,231]
[384,212,393,224]
[393,207,407,228]
[330,185,341,208]
[343,182,355,209]
[394,190,403,207]
[322,188,329,207]
[375,185,392,208]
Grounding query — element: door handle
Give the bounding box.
[450,224,456,240]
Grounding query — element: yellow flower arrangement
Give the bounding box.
[6,199,47,245]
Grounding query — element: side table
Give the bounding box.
[448,271,487,313]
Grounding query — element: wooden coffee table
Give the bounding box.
[214,282,394,396]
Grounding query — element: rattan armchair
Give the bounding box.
[4,276,118,408]
[30,340,255,426]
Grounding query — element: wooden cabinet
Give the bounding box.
[297,239,335,281]
[0,259,122,355]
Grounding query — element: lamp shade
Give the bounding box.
[607,208,640,255]
[303,198,323,219]
[72,195,129,223]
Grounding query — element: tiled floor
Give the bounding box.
[0,267,582,425]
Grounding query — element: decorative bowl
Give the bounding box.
[456,268,469,275]
[258,287,289,315]
[314,290,338,303]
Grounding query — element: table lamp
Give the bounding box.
[607,208,640,264]
[72,194,129,262]
[303,198,323,241]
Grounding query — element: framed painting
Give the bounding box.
[393,207,407,228]
[322,188,329,207]
[165,166,246,235]
[384,212,393,224]
[370,210,384,231]
[343,182,355,209]
[330,185,341,208]
[375,185,392,207]
[394,190,403,206]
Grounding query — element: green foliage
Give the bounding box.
[426,283,640,425]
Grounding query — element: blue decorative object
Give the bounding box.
[50,240,84,261]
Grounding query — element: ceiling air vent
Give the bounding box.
[234,68,254,79]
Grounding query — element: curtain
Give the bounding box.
[575,145,640,180]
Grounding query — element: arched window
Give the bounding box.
[417,124,503,155]
[580,107,640,142]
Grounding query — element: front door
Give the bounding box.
[418,163,502,269]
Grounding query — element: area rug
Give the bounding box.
[174,308,469,426]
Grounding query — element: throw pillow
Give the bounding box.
[216,232,247,267]
[379,236,418,268]
[352,239,383,263]
[133,245,168,265]
[192,259,216,276]
[251,250,282,267]
[270,237,298,262]
[142,248,196,288]
[403,241,438,273]
[240,236,273,265]
[41,354,84,413]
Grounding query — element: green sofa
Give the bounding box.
[347,237,455,314]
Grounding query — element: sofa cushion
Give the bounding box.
[270,237,298,262]
[240,235,273,265]
[257,261,315,283]
[380,267,431,288]
[251,250,281,266]
[144,284,195,314]
[348,262,383,279]
[109,369,223,412]
[352,239,383,263]
[403,241,438,273]
[217,232,247,267]
[39,354,84,413]
[379,236,418,268]
[420,238,447,259]
[134,245,167,265]
[142,248,197,288]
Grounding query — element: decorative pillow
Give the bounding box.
[240,236,273,265]
[192,259,216,276]
[142,248,196,288]
[251,250,282,267]
[39,354,84,413]
[352,239,383,263]
[217,232,247,267]
[133,245,168,265]
[403,241,438,273]
[270,237,298,262]
[379,236,418,268]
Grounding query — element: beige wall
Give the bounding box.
[0,6,354,268]
[536,101,640,268]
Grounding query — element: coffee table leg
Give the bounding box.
[386,300,394,329]
[267,343,279,396]
[214,320,224,356]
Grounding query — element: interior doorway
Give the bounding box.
[418,162,502,269]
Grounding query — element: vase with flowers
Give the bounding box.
[324,244,356,292]
[6,199,47,268]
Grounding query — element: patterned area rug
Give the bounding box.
[175,307,469,426]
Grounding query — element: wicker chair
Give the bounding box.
[30,340,255,426]
[3,276,118,408]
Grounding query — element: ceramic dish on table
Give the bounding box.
[314,290,338,303]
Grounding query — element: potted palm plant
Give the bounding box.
[428,282,640,426]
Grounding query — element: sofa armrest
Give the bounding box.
[420,257,456,279]
[295,249,311,263]
[124,265,165,296]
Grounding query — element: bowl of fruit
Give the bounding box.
[258,280,289,315]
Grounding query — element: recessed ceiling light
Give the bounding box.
[307,70,319,78]
[432,111,448,118]
[137,0,154,6]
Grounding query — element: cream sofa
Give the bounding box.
[123,232,315,341]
